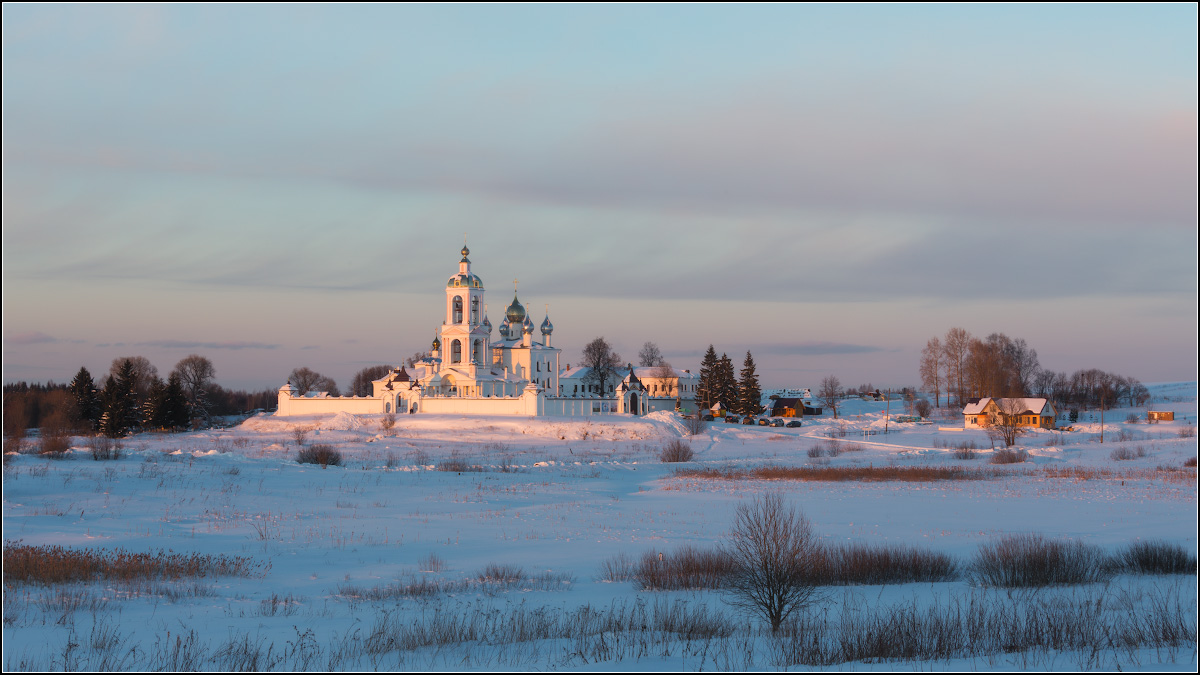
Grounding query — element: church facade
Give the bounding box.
[276,246,686,418]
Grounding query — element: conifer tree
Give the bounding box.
[100,359,139,437]
[69,366,101,432]
[143,377,166,430]
[716,353,738,414]
[164,372,191,430]
[696,345,719,411]
[739,351,763,417]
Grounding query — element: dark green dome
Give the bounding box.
[505,295,526,324]
[447,272,483,288]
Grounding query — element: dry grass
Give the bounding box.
[1185,457,1197,468]
[3,542,263,585]
[675,465,1002,482]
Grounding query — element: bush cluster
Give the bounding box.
[658,439,694,463]
[989,448,1027,464]
[296,444,342,468]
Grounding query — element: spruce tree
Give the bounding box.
[69,366,101,432]
[696,345,719,411]
[100,359,139,437]
[143,377,166,430]
[164,372,191,430]
[739,351,762,417]
[716,353,738,414]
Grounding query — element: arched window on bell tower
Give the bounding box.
[473,339,483,364]
[471,297,479,324]
[453,297,464,324]
[451,339,462,363]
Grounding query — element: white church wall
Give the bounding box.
[278,394,382,416]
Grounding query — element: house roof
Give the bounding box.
[963,397,1052,416]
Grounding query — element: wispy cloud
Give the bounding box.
[755,342,888,356]
[5,331,56,345]
[135,340,280,350]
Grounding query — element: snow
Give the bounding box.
[3,382,1196,670]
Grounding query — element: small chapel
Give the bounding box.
[275,245,678,418]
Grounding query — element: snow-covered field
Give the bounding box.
[4,383,1197,671]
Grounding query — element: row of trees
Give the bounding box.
[4,355,277,440]
[920,328,1149,412]
[696,346,762,417]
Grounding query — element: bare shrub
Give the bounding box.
[379,413,396,435]
[914,399,932,418]
[88,436,123,461]
[969,534,1110,587]
[477,562,525,585]
[1110,447,1137,461]
[841,443,863,453]
[989,447,1027,464]
[409,449,430,467]
[722,493,822,633]
[418,552,446,573]
[296,444,342,468]
[3,542,262,584]
[807,444,826,458]
[826,443,841,458]
[1185,457,1197,468]
[634,545,735,591]
[659,439,694,463]
[1043,434,1066,447]
[1179,425,1195,439]
[598,552,635,582]
[1118,541,1197,575]
[436,450,481,472]
[816,543,958,585]
[291,426,310,447]
[39,430,71,459]
[1125,413,1140,424]
[682,415,708,436]
[952,447,977,460]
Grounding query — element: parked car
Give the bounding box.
[770,418,786,427]
[785,420,803,428]
[701,414,715,421]
[725,414,741,424]
[758,417,771,426]
[742,416,756,425]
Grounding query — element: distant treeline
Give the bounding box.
[920,328,1150,411]
[3,354,276,439]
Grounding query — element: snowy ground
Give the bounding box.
[3,383,1197,671]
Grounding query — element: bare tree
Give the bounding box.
[289,367,339,396]
[941,327,971,406]
[172,354,216,417]
[983,397,1028,448]
[652,361,677,396]
[919,337,944,408]
[722,493,823,633]
[404,351,431,367]
[638,341,665,367]
[818,375,842,419]
[580,337,623,397]
[349,364,394,397]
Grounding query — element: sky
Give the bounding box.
[3,4,1196,392]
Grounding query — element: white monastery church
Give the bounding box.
[277,246,698,417]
